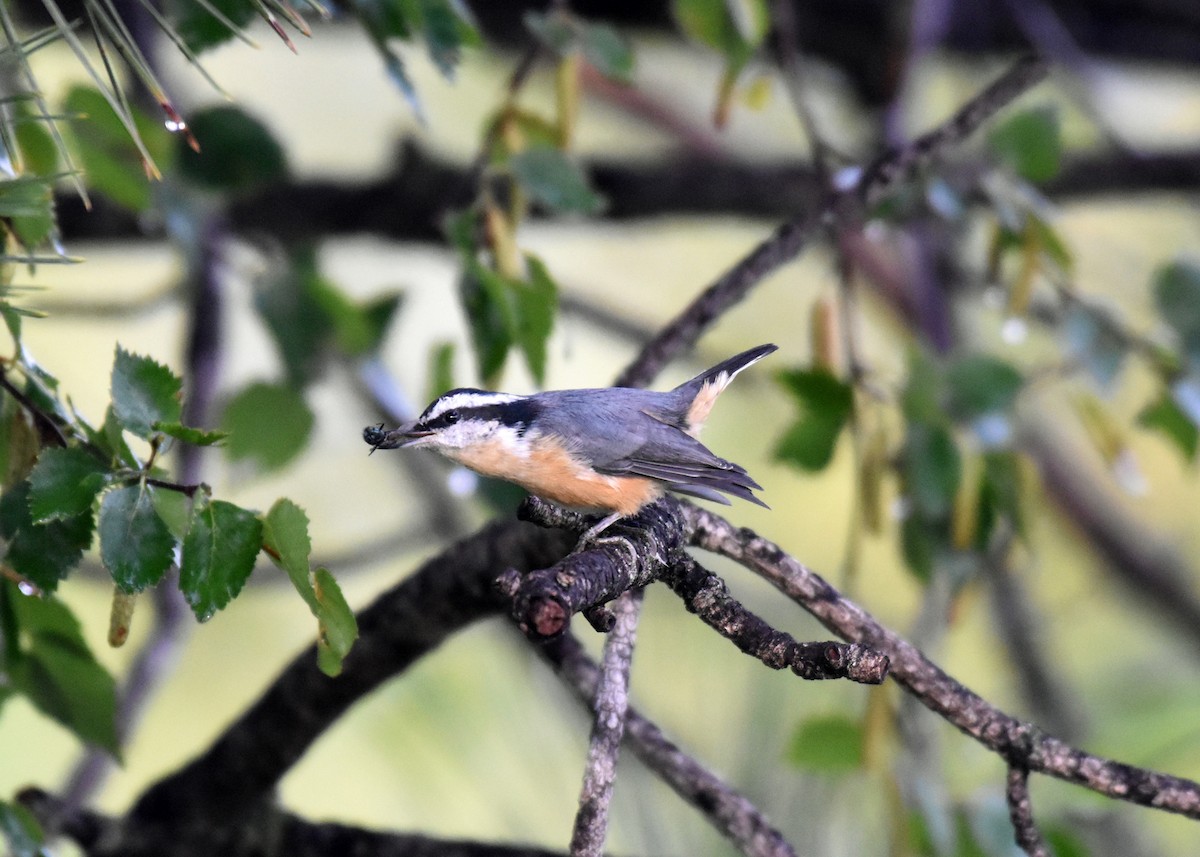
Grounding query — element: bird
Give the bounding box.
[363,343,776,539]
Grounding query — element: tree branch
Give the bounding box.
[681,502,1200,819]
[567,588,642,857]
[1006,765,1052,857]
[539,633,799,857]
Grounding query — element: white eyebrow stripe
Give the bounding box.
[425,392,521,420]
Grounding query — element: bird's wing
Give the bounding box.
[590,419,768,508]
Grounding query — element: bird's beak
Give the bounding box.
[363,422,434,452]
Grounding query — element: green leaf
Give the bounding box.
[0,799,48,857]
[65,86,173,212]
[987,105,1062,183]
[178,105,288,193]
[152,487,194,540]
[262,501,357,674]
[0,482,94,592]
[773,368,853,471]
[944,355,1023,418]
[1153,258,1200,359]
[251,245,343,386]
[977,451,1025,545]
[6,584,118,755]
[900,514,937,582]
[0,175,54,250]
[313,567,358,677]
[1043,825,1090,857]
[525,11,634,83]
[510,146,604,214]
[98,484,175,593]
[1139,390,1199,461]
[310,277,404,357]
[516,255,558,385]
[1063,303,1126,388]
[580,21,634,83]
[170,0,257,53]
[785,714,864,773]
[414,0,479,78]
[154,421,229,446]
[180,499,263,621]
[15,103,61,176]
[262,498,315,609]
[904,423,961,518]
[459,264,515,385]
[220,382,314,472]
[672,0,767,69]
[426,340,456,402]
[27,447,109,522]
[110,346,183,439]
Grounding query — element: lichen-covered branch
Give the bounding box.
[682,502,1200,819]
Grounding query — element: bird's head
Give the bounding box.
[363,389,539,453]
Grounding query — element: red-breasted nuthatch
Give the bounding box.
[363,344,776,537]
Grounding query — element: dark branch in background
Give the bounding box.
[681,503,1200,819]
[51,146,1200,245]
[130,518,574,826]
[540,633,798,857]
[1018,413,1200,653]
[19,787,574,857]
[567,588,642,857]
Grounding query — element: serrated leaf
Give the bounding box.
[944,355,1023,418]
[0,482,94,592]
[220,382,314,472]
[1139,390,1199,461]
[510,146,603,214]
[987,105,1061,183]
[0,799,48,857]
[151,487,194,541]
[313,567,358,676]
[178,105,288,193]
[98,485,175,593]
[154,421,228,446]
[786,714,864,772]
[773,368,853,471]
[516,255,557,385]
[6,585,118,755]
[262,498,315,609]
[28,447,109,522]
[110,347,183,439]
[180,499,263,621]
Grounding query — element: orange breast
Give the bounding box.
[449,436,661,515]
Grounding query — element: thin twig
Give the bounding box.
[617,55,1050,388]
[568,588,643,857]
[541,633,799,857]
[1006,765,1051,857]
[681,502,1200,819]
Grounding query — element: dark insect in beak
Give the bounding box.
[362,422,433,453]
[363,423,387,454]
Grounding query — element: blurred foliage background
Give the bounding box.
[1,1,1200,856]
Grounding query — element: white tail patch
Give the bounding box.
[685,371,732,437]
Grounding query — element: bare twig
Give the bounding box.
[617,55,1050,388]
[682,502,1200,819]
[541,633,799,857]
[568,588,642,857]
[1006,765,1052,857]
[662,554,887,683]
